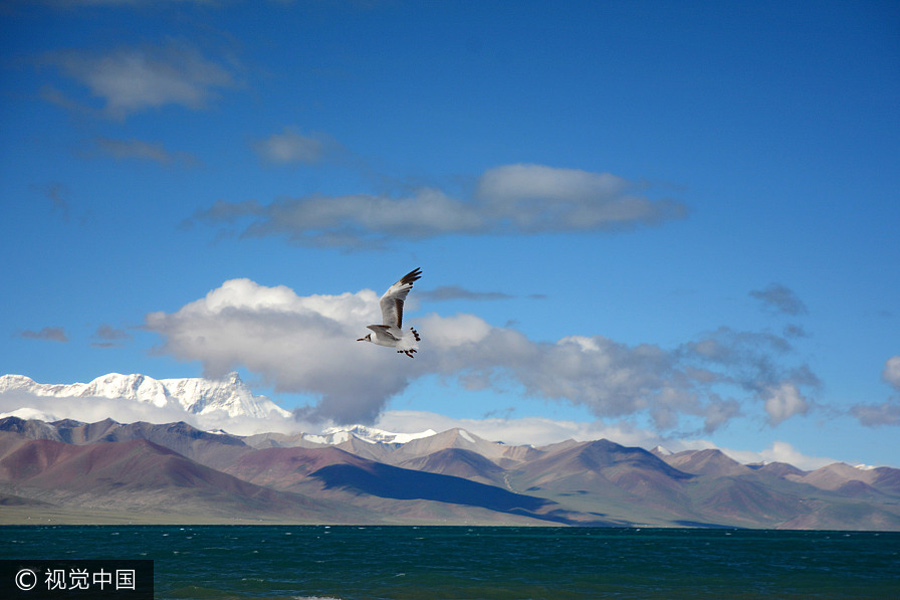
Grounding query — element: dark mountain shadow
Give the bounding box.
[310,461,606,525]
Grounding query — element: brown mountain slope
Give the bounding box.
[390,428,527,466]
[659,449,752,477]
[3,418,900,529]
[687,476,812,527]
[748,461,807,479]
[514,439,692,491]
[305,457,605,526]
[223,445,371,490]
[0,432,350,522]
[222,443,606,525]
[507,439,697,526]
[793,463,900,497]
[398,448,508,486]
[53,419,253,470]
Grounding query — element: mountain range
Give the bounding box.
[2,373,899,529]
[0,372,290,419]
[2,415,899,530]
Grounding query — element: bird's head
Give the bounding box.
[356,333,372,343]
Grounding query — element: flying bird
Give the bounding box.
[357,267,422,358]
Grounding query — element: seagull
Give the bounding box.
[357,267,422,358]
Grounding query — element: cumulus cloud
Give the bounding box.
[750,283,809,316]
[42,41,235,119]
[681,325,819,426]
[188,164,687,248]
[851,403,900,427]
[883,356,900,391]
[850,356,900,427]
[145,278,817,431]
[723,440,836,471]
[16,327,69,343]
[762,382,810,425]
[188,189,482,249]
[475,164,685,232]
[145,278,409,424]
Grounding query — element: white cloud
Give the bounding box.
[763,382,810,425]
[723,440,836,471]
[476,164,684,232]
[848,355,900,427]
[682,325,818,427]
[44,41,235,119]
[851,403,900,427]
[477,164,627,203]
[189,163,687,248]
[192,189,484,248]
[144,278,817,431]
[883,356,900,390]
[418,313,493,348]
[0,406,60,422]
[145,278,407,424]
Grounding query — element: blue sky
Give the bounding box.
[2,0,898,469]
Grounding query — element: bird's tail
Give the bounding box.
[396,327,420,358]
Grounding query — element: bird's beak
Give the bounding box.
[356,337,365,342]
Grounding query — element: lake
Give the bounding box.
[2,525,898,599]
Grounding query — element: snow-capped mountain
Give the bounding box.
[303,424,438,445]
[0,372,290,419]
[2,414,899,529]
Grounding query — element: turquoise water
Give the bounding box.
[2,526,898,599]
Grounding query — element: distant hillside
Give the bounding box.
[2,416,900,529]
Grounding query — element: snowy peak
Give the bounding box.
[83,373,169,408]
[0,374,87,397]
[158,372,284,418]
[304,424,438,446]
[0,372,290,420]
[651,445,673,456]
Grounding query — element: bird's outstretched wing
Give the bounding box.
[379,267,421,328]
[367,324,400,341]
